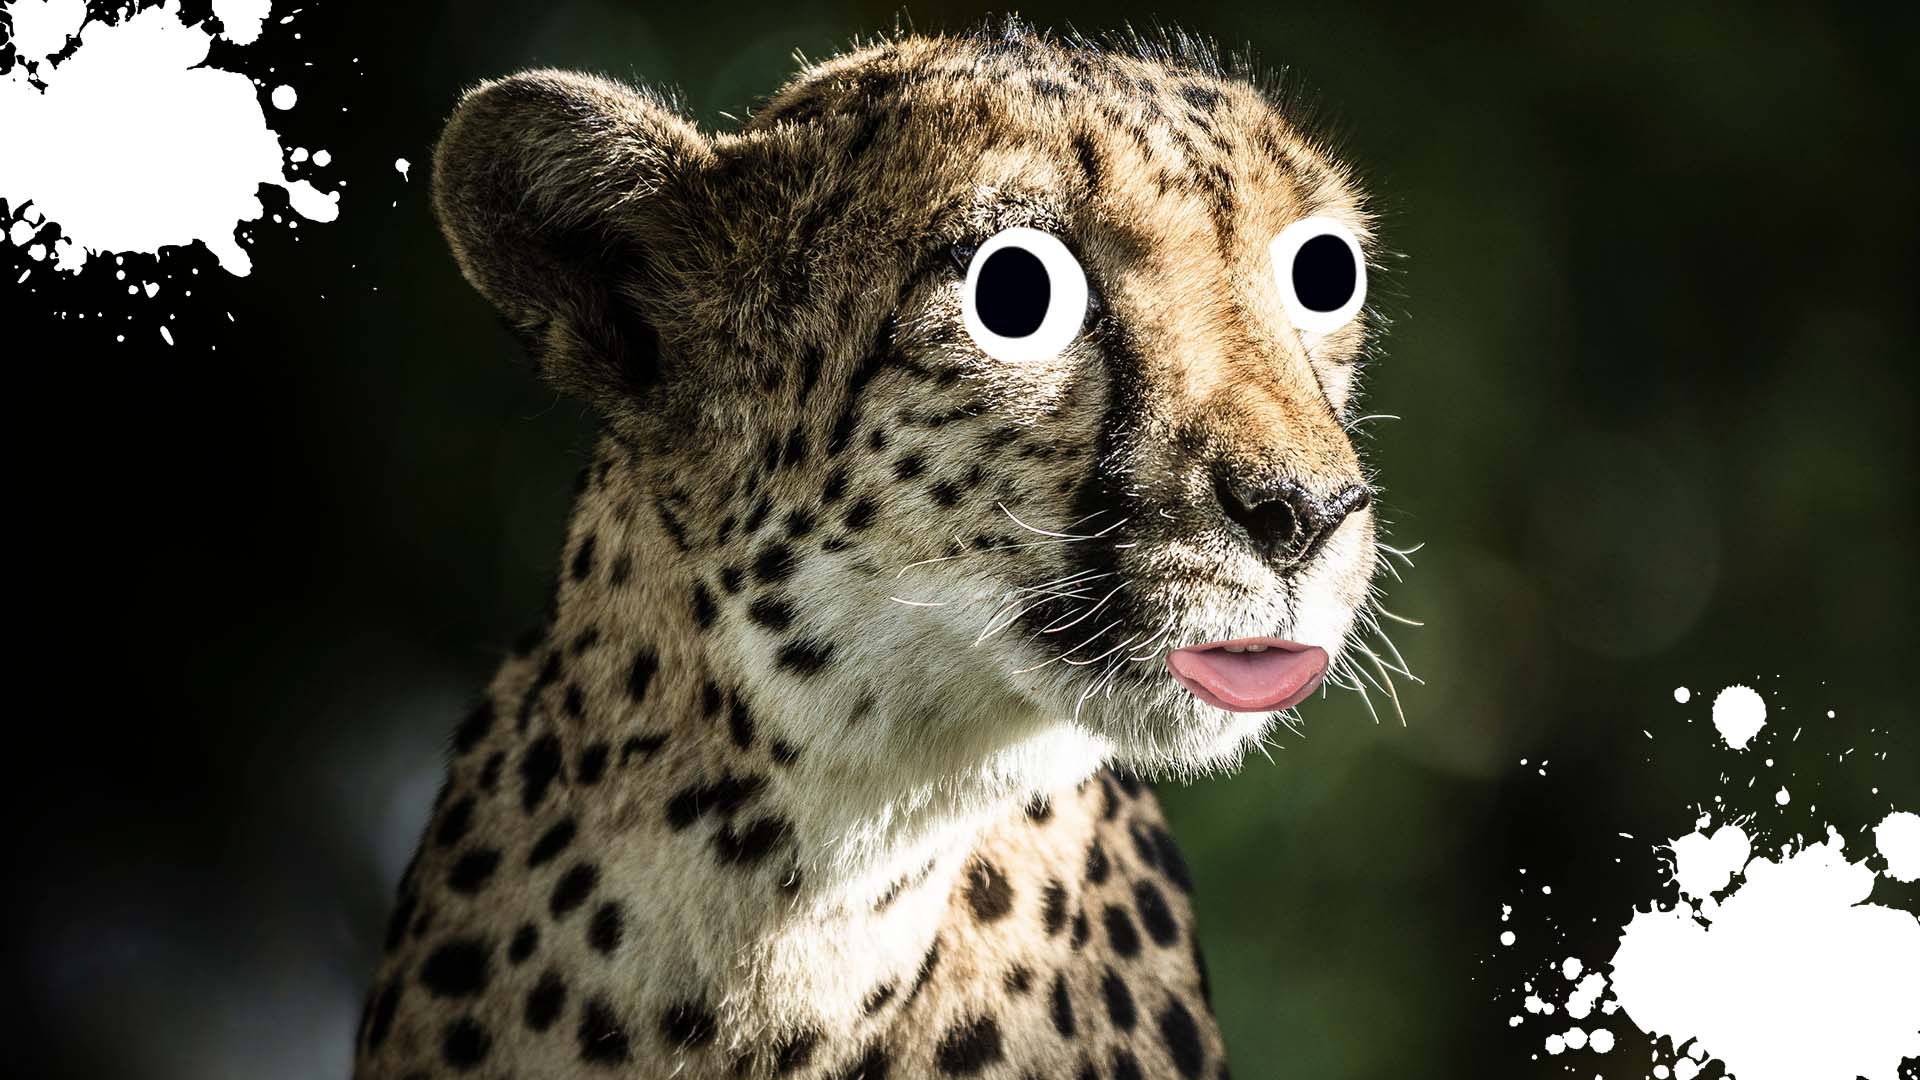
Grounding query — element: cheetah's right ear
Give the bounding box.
[433,70,714,414]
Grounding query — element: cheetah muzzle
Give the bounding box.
[358,21,1394,1080]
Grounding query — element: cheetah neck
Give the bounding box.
[480,457,1112,1036]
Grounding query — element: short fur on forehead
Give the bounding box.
[431,21,1374,445]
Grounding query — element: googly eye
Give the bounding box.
[961,226,1090,363]
[1269,216,1366,335]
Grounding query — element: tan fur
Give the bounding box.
[357,22,1387,1079]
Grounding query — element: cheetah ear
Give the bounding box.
[432,70,714,410]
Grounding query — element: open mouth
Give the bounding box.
[1166,637,1329,713]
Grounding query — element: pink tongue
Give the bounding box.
[1166,638,1329,713]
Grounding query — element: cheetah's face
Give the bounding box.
[434,37,1394,781]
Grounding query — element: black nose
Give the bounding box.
[1213,470,1372,570]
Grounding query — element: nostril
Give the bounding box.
[1212,472,1373,570]
[1213,470,1302,564]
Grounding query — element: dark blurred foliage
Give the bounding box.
[5,1,1916,1077]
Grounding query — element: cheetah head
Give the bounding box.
[434,27,1397,794]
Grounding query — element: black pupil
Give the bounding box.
[975,246,1051,338]
[1292,234,1357,313]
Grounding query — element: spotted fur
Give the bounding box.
[358,21,1391,1079]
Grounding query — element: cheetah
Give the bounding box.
[357,22,1389,1079]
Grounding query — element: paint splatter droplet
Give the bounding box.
[1775,786,1790,806]
[0,0,341,279]
[1877,811,1920,883]
[1674,686,1691,704]
[1712,684,1767,749]
[394,157,411,180]
[270,84,297,110]
[1499,930,1515,947]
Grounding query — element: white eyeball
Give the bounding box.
[961,226,1090,363]
[1269,215,1367,335]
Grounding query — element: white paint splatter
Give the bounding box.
[394,157,411,181]
[7,0,86,62]
[0,1,339,278]
[1878,811,1920,883]
[1501,684,1920,1080]
[1499,930,1515,947]
[1609,826,1920,1080]
[210,0,272,46]
[1712,684,1767,749]
[1674,686,1691,704]
[270,83,297,110]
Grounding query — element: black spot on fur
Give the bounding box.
[384,892,416,952]
[621,732,669,763]
[508,923,538,964]
[666,773,766,829]
[563,682,585,718]
[1070,910,1090,950]
[892,452,926,480]
[364,979,400,1050]
[837,1044,892,1080]
[441,1016,490,1070]
[452,700,493,755]
[902,939,941,1008]
[520,734,563,813]
[935,1015,1005,1075]
[478,751,504,791]
[714,816,792,866]
[822,466,849,504]
[656,499,691,551]
[785,508,816,538]
[729,698,756,748]
[862,981,896,1015]
[1134,880,1179,946]
[930,478,963,507]
[627,647,659,701]
[436,795,475,847]
[528,817,576,867]
[1111,1048,1145,1080]
[843,497,877,530]
[1194,937,1213,1008]
[420,938,490,999]
[609,553,632,586]
[720,564,745,593]
[570,533,596,581]
[660,1001,717,1048]
[1050,971,1076,1037]
[748,596,794,632]
[1158,998,1206,1078]
[588,901,623,954]
[549,861,599,919]
[1102,967,1137,1030]
[1042,879,1068,935]
[964,858,1014,922]
[691,582,717,628]
[525,970,566,1032]
[578,997,632,1064]
[776,1029,820,1073]
[744,496,772,535]
[1003,965,1033,995]
[448,848,501,894]
[776,640,834,675]
[754,543,798,584]
[576,742,609,784]
[1105,904,1142,958]
[770,738,801,766]
[1086,840,1110,884]
[1152,825,1194,892]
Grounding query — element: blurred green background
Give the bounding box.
[7,1,1916,1077]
